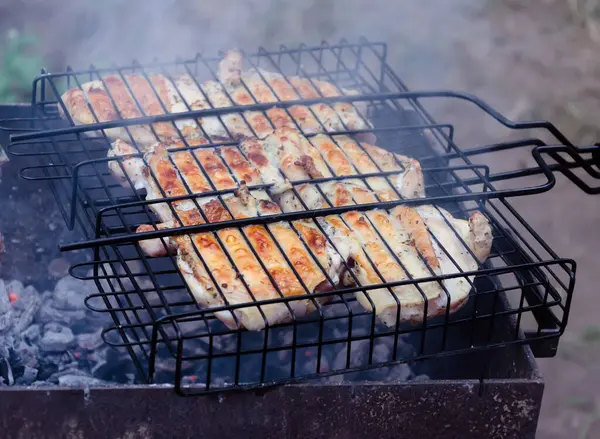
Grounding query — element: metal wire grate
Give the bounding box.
[1,38,584,395]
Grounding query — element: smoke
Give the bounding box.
[10,0,487,84]
[7,0,507,143]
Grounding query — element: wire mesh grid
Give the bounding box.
[2,38,580,394]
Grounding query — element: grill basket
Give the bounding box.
[3,38,598,396]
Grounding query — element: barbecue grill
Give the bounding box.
[1,38,599,437]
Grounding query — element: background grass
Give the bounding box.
[0,30,43,103]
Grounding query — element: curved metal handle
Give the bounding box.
[532,145,600,194]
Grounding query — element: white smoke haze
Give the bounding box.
[6,0,594,148]
[6,0,567,170]
[7,0,489,88]
[16,0,520,165]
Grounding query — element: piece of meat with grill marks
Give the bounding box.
[294,178,390,211]
[240,131,330,212]
[219,146,261,185]
[310,134,358,177]
[107,139,146,190]
[60,50,374,147]
[240,130,423,214]
[332,135,399,202]
[60,73,191,146]
[287,77,372,132]
[365,209,445,324]
[216,53,371,135]
[342,210,419,327]
[188,78,254,139]
[283,128,332,178]
[413,205,492,316]
[170,75,226,140]
[137,182,302,330]
[131,140,345,330]
[360,143,425,199]
[169,181,307,331]
[310,134,423,200]
[263,127,330,177]
[267,222,334,302]
[243,224,314,312]
[287,105,322,135]
[136,222,177,257]
[194,148,237,190]
[141,144,237,228]
[254,130,416,209]
[230,71,324,135]
[319,180,379,207]
[170,76,259,140]
[313,204,492,326]
[233,151,349,292]
[319,215,385,297]
[177,229,289,331]
[262,130,311,181]
[240,137,293,196]
[213,149,343,306]
[287,184,329,212]
[170,150,212,194]
[292,219,344,288]
[390,206,440,271]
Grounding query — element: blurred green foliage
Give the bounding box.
[0,30,44,103]
[581,325,600,343]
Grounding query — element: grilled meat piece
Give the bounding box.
[363,209,445,323]
[239,129,425,213]
[106,130,490,329]
[107,139,146,190]
[414,205,493,313]
[310,134,425,199]
[59,49,374,146]
[317,205,492,326]
[59,74,189,145]
[118,140,343,331]
[280,167,490,326]
[136,222,177,257]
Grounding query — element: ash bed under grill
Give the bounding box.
[2,38,600,438]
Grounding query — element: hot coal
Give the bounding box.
[0,273,426,389]
[57,374,108,387]
[39,323,75,353]
[162,305,427,390]
[76,328,104,351]
[0,148,426,390]
[16,365,38,385]
[0,281,13,332]
[0,275,122,387]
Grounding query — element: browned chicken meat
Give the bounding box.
[113,140,345,331]
[107,130,491,329]
[59,50,373,147]
[88,56,491,330]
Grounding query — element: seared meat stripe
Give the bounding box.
[239,127,424,212]
[107,123,490,329]
[59,50,373,147]
[115,140,343,330]
[233,129,491,326]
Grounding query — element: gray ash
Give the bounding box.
[162,302,428,389]
[0,276,135,387]
[0,274,426,388]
